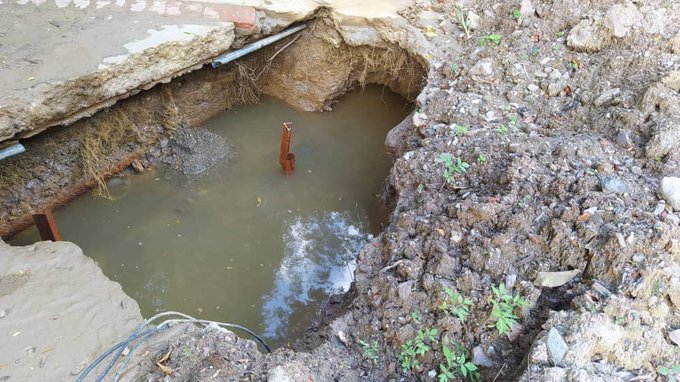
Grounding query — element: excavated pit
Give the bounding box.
[0,16,427,239]
[0,15,426,353]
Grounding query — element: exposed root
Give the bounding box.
[161,85,182,133]
[78,110,138,199]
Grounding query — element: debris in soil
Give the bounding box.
[160,127,234,175]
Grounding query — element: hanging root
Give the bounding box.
[234,62,261,105]
[79,110,138,199]
[160,85,182,133]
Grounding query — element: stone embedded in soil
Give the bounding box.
[472,346,494,368]
[659,177,680,211]
[546,327,568,366]
[603,3,643,38]
[662,71,680,92]
[593,88,621,107]
[567,19,611,52]
[601,176,627,194]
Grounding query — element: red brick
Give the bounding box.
[212,4,258,31]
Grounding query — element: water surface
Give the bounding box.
[10,86,409,346]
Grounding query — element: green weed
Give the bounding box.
[511,9,521,20]
[659,365,680,382]
[439,345,480,382]
[439,288,473,322]
[399,328,438,373]
[358,339,379,365]
[438,153,470,183]
[479,34,502,47]
[490,283,526,335]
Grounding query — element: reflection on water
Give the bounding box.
[9,86,409,346]
[263,211,369,338]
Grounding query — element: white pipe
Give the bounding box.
[0,143,25,160]
[212,24,307,68]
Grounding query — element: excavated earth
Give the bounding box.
[2,0,680,381]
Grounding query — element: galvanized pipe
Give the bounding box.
[212,24,307,68]
[0,143,25,160]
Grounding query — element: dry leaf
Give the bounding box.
[156,362,174,375]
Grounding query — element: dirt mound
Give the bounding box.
[160,127,234,175]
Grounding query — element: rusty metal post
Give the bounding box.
[283,153,296,174]
[33,211,62,241]
[279,122,292,167]
[279,122,295,174]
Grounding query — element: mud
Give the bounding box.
[2,0,680,381]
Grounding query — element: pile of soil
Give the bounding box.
[160,127,235,175]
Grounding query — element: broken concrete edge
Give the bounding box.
[0,5,432,146]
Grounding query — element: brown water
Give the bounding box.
[10,86,409,346]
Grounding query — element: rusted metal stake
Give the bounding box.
[283,152,296,174]
[279,122,295,174]
[33,211,62,241]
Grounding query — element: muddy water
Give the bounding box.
[10,86,409,346]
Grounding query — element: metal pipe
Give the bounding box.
[0,143,25,160]
[212,24,307,68]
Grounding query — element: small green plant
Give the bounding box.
[556,31,565,38]
[659,365,680,382]
[586,168,598,176]
[439,345,480,382]
[511,9,521,20]
[454,124,469,136]
[411,310,422,323]
[454,8,471,39]
[439,288,473,322]
[497,124,509,135]
[417,183,425,192]
[490,283,526,335]
[479,34,502,47]
[399,328,438,373]
[613,316,625,326]
[517,194,532,208]
[358,339,379,365]
[476,154,486,163]
[438,153,470,183]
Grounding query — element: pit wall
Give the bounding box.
[0,12,428,238]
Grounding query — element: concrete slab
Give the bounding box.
[0,0,411,143]
[0,240,143,381]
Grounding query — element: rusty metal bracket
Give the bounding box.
[33,211,62,241]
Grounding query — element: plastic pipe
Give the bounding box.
[212,24,307,68]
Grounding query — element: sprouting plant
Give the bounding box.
[511,9,521,20]
[399,328,438,373]
[586,168,598,176]
[454,8,471,39]
[358,339,379,365]
[497,124,509,135]
[454,124,469,136]
[411,311,422,323]
[658,365,680,382]
[556,31,565,38]
[490,283,526,335]
[437,153,470,183]
[613,316,625,326]
[439,345,480,382]
[417,183,425,192]
[439,288,473,322]
[517,194,532,208]
[182,346,192,357]
[479,34,502,47]
[476,154,486,163]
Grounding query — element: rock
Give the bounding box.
[385,112,415,156]
[567,19,610,52]
[520,0,534,18]
[469,59,494,79]
[659,177,680,211]
[662,71,680,92]
[546,327,568,366]
[548,82,566,97]
[670,329,680,347]
[397,280,415,302]
[268,367,293,382]
[472,346,494,367]
[527,84,540,93]
[646,124,680,159]
[534,270,581,288]
[467,11,481,31]
[593,88,621,107]
[614,130,633,148]
[601,176,627,194]
[603,3,643,38]
[131,159,145,173]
